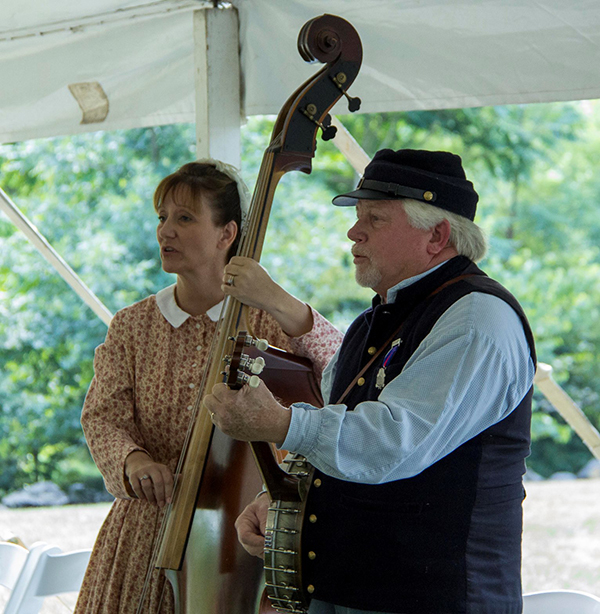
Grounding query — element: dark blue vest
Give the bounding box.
[301,257,536,614]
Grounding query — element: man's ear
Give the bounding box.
[427,219,451,255]
[218,220,238,251]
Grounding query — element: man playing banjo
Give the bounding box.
[207,148,536,614]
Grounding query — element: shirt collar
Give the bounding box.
[155,284,223,328]
[385,261,447,304]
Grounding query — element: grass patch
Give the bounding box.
[1,478,599,611]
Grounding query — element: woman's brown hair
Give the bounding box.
[154,161,243,259]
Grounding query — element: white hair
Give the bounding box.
[402,198,488,262]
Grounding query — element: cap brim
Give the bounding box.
[332,188,394,207]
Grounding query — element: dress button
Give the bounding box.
[367,346,377,355]
[189,383,195,389]
[187,405,193,410]
[192,363,197,367]
[357,377,365,386]
[196,324,201,329]
[196,345,201,351]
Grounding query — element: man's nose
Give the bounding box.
[347,220,364,242]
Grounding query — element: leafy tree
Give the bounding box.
[1,100,599,493]
[0,128,194,492]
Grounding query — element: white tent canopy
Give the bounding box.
[1,0,600,144]
[2,0,600,327]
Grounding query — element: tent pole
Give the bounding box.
[0,187,113,326]
[193,7,242,167]
[535,363,600,461]
[330,116,371,175]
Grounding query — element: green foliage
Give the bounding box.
[1,101,600,492]
[52,447,107,493]
[0,127,194,494]
[239,115,373,327]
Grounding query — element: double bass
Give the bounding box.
[143,13,362,614]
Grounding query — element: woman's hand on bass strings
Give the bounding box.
[222,256,313,337]
[222,257,278,311]
[125,451,174,508]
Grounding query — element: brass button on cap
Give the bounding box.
[308,551,316,560]
[367,346,377,355]
[357,377,366,386]
[309,514,317,523]
[423,190,434,201]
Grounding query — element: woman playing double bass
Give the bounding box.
[74,159,342,613]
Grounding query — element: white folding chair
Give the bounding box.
[523,589,600,613]
[0,541,29,593]
[2,542,50,613]
[4,542,92,614]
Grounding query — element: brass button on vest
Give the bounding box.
[367,346,377,355]
[357,377,366,386]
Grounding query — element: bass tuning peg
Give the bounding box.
[332,72,361,112]
[302,104,338,141]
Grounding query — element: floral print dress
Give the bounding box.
[74,285,342,614]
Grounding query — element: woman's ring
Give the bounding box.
[210,411,215,420]
[226,275,235,287]
[140,474,150,481]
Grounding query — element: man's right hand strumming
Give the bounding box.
[235,493,270,558]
